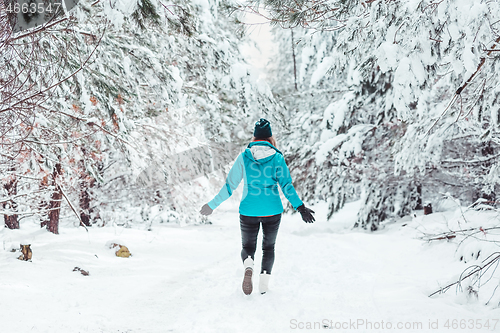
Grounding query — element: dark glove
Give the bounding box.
[297,204,315,223]
[200,203,213,216]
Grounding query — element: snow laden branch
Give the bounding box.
[429,252,500,303]
[2,0,283,232]
[0,0,114,232]
[264,0,500,230]
[412,198,500,304]
[426,35,500,135]
[418,226,500,243]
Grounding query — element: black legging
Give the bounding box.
[240,213,281,274]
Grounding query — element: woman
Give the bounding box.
[200,118,315,295]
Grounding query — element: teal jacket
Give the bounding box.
[208,141,303,216]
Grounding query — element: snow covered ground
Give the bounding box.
[1,200,500,332]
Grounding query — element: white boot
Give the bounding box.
[259,271,271,294]
[242,256,254,295]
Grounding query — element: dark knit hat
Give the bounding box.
[253,118,272,138]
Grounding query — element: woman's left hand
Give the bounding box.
[200,203,213,216]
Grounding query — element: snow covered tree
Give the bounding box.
[1,0,282,230]
[71,0,283,225]
[249,0,500,230]
[0,0,105,230]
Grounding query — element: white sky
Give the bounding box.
[239,10,276,80]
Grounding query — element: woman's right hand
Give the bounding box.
[297,204,315,223]
[200,203,213,216]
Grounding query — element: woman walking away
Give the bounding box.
[200,118,315,295]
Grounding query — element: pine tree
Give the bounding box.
[1,0,282,229]
[259,0,500,229]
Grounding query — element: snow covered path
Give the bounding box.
[1,201,499,332]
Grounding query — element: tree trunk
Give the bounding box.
[47,186,62,234]
[3,170,19,229]
[424,203,433,215]
[41,163,62,234]
[415,183,423,210]
[79,160,92,227]
[40,175,49,229]
[291,29,298,91]
[78,158,97,227]
[79,191,91,227]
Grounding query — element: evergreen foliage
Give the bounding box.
[1,0,281,229]
[260,0,500,229]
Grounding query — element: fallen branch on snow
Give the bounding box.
[418,226,500,242]
[429,252,500,298]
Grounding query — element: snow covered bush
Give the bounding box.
[414,205,500,308]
